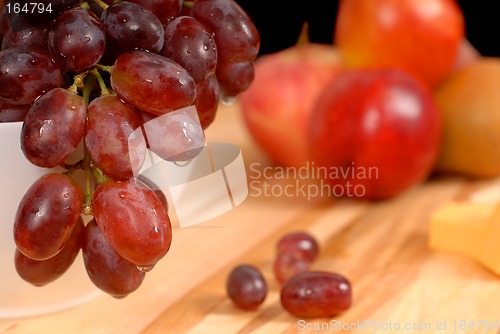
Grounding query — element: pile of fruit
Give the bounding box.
[240,0,500,200]
[226,232,352,318]
[0,0,259,298]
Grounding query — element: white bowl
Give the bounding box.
[0,122,99,319]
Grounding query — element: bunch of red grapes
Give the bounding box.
[0,0,259,298]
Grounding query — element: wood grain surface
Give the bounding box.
[1,103,499,334]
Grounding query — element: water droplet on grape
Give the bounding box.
[173,160,192,167]
[221,95,236,106]
[137,264,155,273]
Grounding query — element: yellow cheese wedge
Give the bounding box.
[428,201,495,256]
[473,204,500,275]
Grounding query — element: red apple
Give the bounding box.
[239,43,344,167]
[309,69,442,200]
[335,0,464,88]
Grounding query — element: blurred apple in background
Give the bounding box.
[309,69,442,200]
[239,44,344,167]
[435,58,500,178]
[335,0,465,88]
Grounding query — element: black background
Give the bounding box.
[235,0,498,57]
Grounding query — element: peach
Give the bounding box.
[435,58,500,178]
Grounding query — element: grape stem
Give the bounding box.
[69,71,89,94]
[183,1,194,8]
[80,1,91,10]
[82,147,94,216]
[81,76,96,216]
[94,64,113,73]
[91,0,109,10]
[90,68,110,96]
[90,164,109,185]
[80,74,111,215]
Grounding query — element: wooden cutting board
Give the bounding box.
[1,103,500,334]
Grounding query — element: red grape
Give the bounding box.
[194,73,220,129]
[1,22,50,51]
[21,88,86,168]
[126,0,182,24]
[216,60,254,98]
[0,101,29,122]
[85,95,146,181]
[13,173,84,261]
[101,2,164,54]
[280,271,352,318]
[142,105,205,162]
[273,252,311,285]
[277,232,319,262]
[226,264,268,310]
[48,7,106,72]
[191,0,259,98]
[191,0,260,62]
[82,219,145,298]
[92,179,172,268]
[15,217,84,286]
[111,50,196,115]
[0,47,62,105]
[161,16,217,83]
[274,232,319,284]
